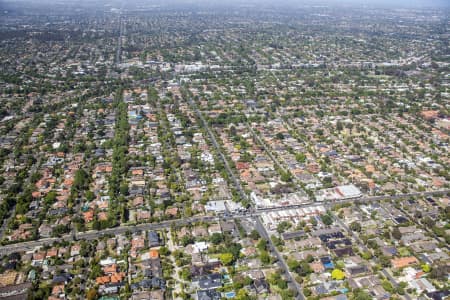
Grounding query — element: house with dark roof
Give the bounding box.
[148,231,161,247]
[346,265,369,277]
[334,247,354,257]
[190,261,221,277]
[282,230,306,240]
[196,273,222,290]
[140,258,163,278]
[151,277,166,290]
[143,268,152,278]
[220,220,237,236]
[139,279,151,290]
[320,256,334,269]
[426,290,450,300]
[197,289,221,300]
[52,273,72,284]
[315,281,340,295]
[381,246,397,257]
[253,279,269,294]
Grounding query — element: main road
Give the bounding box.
[0,189,447,300]
[115,3,124,66]
[0,188,448,256]
[246,123,287,174]
[188,98,247,200]
[168,97,306,299]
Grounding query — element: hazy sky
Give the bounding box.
[99,0,450,8]
[1,0,449,10]
[128,0,446,7]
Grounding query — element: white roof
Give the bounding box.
[205,200,227,212]
[100,257,116,266]
[337,185,362,197]
[193,242,208,253]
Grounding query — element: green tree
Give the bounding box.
[159,246,170,256]
[275,132,284,140]
[422,264,431,273]
[179,267,191,281]
[235,289,252,300]
[256,239,267,251]
[361,251,372,260]
[276,221,291,234]
[220,253,234,265]
[381,280,394,293]
[303,288,312,297]
[331,269,345,280]
[392,227,402,240]
[295,153,306,163]
[73,169,89,191]
[350,221,362,232]
[422,217,435,228]
[85,190,95,201]
[353,289,372,300]
[287,259,300,271]
[43,191,57,205]
[260,250,271,264]
[321,214,333,226]
[180,235,194,246]
[276,278,288,289]
[249,230,260,240]
[379,255,391,268]
[280,171,292,182]
[210,233,224,245]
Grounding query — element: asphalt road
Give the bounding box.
[115,6,124,65]
[381,268,412,300]
[188,98,247,200]
[246,123,287,174]
[188,98,306,298]
[1,189,448,255]
[254,217,305,300]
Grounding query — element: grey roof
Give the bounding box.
[198,274,222,290]
[197,289,221,300]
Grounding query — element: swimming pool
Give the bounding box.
[224,291,236,298]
